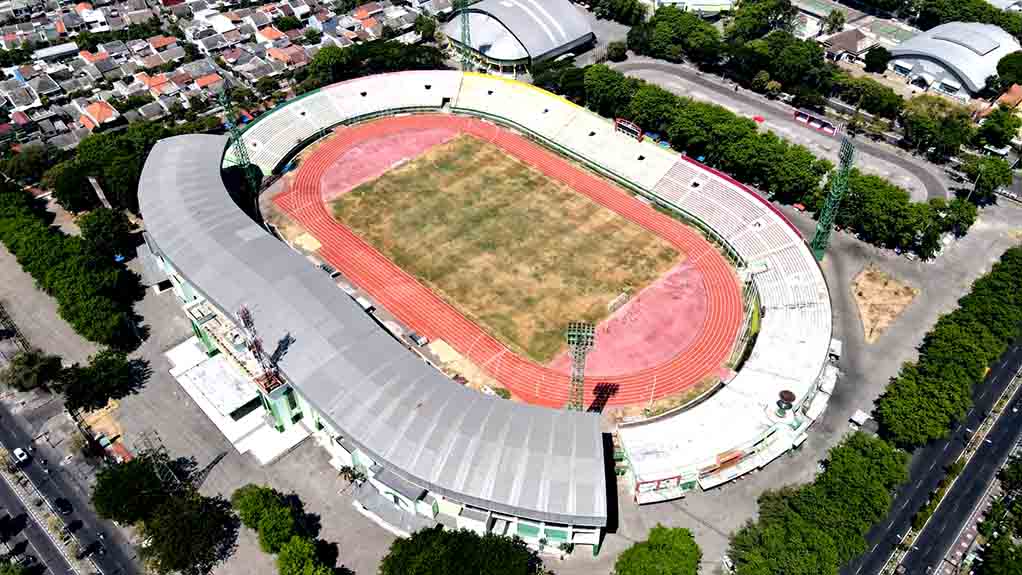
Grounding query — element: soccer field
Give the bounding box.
[331,135,682,362]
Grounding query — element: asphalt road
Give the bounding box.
[0,404,138,575]
[0,470,75,575]
[612,60,949,201]
[842,344,1022,575]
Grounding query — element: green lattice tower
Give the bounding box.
[218,90,260,194]
[810,135,855,261]
[459,0,472,71]
[565,322,596,411]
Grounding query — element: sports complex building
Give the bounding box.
[139,70,835,553]
[442,0,594,74]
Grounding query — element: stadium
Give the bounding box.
[138,71,834,553]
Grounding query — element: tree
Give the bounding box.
[379,526,544,575]
[726,0,798,44]
[822,10,845,34]
[231,484,286,529]
[997,51,1022,88]
[414,14,436,41]
[58,349,150,413]
[864,46,891,74]
[277,536,323,575]
[0,560,28,575]
[977,106,1022,149]
[591,0,647,25]
[607,41,628,62]
[959,154,1012,205]
[92,451,178,525]
[140,493,239,575]
[999,456,1022,493]
[752,70,771,92]
[583,64,639,118]
[614,525,701,575]
[45,160,98,213]
[0,348,62,392]
[275,16,304,31]
[79,208,134,257]
[902,95,974,159]
[303,28,322,45]
[257,504,298,554]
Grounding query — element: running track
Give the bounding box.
[274,115,743,408]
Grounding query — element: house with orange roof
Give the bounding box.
[79,100,119,131]
[78,50,109,64]
[194,73,224,91]
[74,2,93,14]
[148,35,178,52]
[266,45,308,68]
[256,26,289,47]
[359,17,381,37]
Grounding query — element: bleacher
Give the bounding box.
[226,70,833,498]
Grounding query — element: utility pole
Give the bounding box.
[565,322,595,411]
[810,134,856,261]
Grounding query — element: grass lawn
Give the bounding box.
[331,135,682,362]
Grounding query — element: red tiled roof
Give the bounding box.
[148,35,177,49]
[998,84,1022,109]
[360,17,379,29]
[259,26,284,40]
[80,114,96,130]
[11,111,30,125]
[55,20,66,34]
[79,50,109,63]
[195,73,222,88]
[85,101,117,124]
[75,2,93,13]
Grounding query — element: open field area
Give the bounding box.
[331,135,681,363]
[852,264,919,344]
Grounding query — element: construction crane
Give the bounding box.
[458,0,472,71]
[810,134,855,261]
[218,89,260,194]
[237,305,284,393]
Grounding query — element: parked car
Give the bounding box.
[11,448,29,465]
[408,332,429,347]
[54,498,73,516]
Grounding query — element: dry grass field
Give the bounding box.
[852,264,919,344]
[331,135,682,362]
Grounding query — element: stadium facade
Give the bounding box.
[442,0,594,73]
[139,71,833,545]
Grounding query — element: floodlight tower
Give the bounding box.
[810,134,855,261]
[565,322,596,411]
[458,0,472,71]
[218,89,260,194]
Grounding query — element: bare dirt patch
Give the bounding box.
[330,135,683,363]
[852,264,919,344]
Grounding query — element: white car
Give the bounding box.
[11,448,29,465]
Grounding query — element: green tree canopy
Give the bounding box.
[902,94,975,160]
[303,42,445,92]
[864,46,892,73]
[231,484,287,529]
[726,0,798,44]
[0,348,62,392]
[140,493,239,575]
[822,10,845,34]
[977,107,1022,149]
[591,0,647,25]
[274,16,304,31]
[92,451,179,525]
[277,536,320,575]
[0,560,28,575]
[45,160,98,214]
[614,525,701,575]
[257,504,299,554]
[79,208,135,258]
[997,51,1022,87]
[583,64,641,118]
[959,154,1013,205]
[413,14,436,41]
[379,526,544,575]
[58,349,150,413]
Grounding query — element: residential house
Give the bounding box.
[193,72,223,91]
[266,44,307,67]
[78,99,119,130]
[255,25,288,47]
[148,35,178,53]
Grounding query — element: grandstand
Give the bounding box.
[147,69,833,543]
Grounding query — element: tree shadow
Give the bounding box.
[587,383,619,413]
[283,493,321,540]
[0,513,28,542]
[170,456,198,483]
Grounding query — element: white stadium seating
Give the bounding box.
[229,70,833,499]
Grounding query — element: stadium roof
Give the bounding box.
[889,22,1021,92]
[443,0,594,63]
[138,134,608,528]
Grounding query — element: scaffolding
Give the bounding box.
[565,322,596,411]
[810,135,855,261]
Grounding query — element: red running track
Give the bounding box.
[275,115,743,408]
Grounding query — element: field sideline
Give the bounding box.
[331,135,682,363]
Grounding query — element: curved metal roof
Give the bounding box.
[890,22,1021,92]
[444,0,594,62]
[138,134,607,527]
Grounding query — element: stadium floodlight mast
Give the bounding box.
[458,0,472,71]
[565,321,596,411]
[810,134,856,261]
[218,88,260,195]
